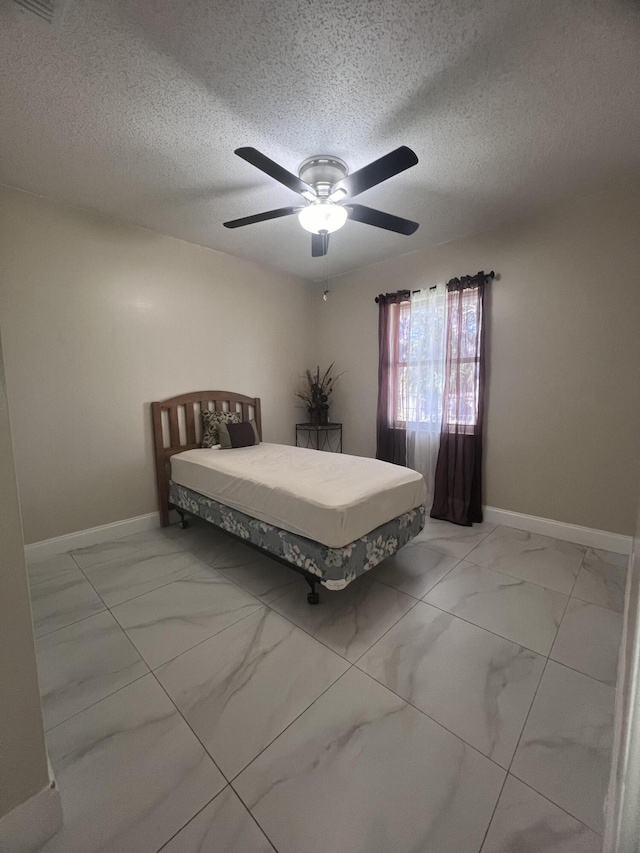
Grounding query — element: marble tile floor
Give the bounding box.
[26,517,627,852]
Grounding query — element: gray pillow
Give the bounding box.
[218,419,260,449]
[201,409,241,447]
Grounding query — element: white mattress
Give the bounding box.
[170,443,426,548]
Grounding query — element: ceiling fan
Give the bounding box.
[223,146,420,257]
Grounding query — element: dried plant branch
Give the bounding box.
[296,363,345,411]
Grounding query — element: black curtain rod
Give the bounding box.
[412,270,495,294]
[375,271,495,303]
[446,269,495,288]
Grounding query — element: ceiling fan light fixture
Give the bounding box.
[298,201,348,235]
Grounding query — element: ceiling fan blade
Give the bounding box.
[347,204,419,235]
[311,232,329,257]
[331,146,418,199]
[234,147,315,198]
[223,207,301,229]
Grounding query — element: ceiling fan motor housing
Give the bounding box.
[298,156,348,198]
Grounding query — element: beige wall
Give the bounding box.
[0,188,312,543]
[2,184,639,542]
[0,329,49,818]
[314,186,640,536]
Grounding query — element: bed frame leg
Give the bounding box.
[177,509,190,530]
[305,577,320,605]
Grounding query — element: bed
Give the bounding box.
[152,391,426,603]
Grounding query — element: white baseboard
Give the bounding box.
[24,505,631,563]
[0,784,62,853]
[484,506,633,555]
[24,511,162,563]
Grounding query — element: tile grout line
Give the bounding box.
[504,655,550,776]
[544,654,619,688]
[149,624,301,851]
[458,523,587,595]
[460,553,583,596]
[44,531,350,668]
[111,597,264,673]
[166,648,354,788]
[95,524,306,610]
[39,579,276,847]
[81,522,591,611]
[217,568,302,605]
[43,670,152,734]
[141,672,257,853]
[547,570,581,663]
[352,594,425,668]
[141,601,349,815]
[267,581,423,664]
[156,662,359,851]
[33,605,108,640]
[37,643,599,849]
[145,603,267,673]
[570,548,589,597]
[37,529,584,676]
[150,669,228,778]
[153,787,230,853]
[71,554,114,610]
[506,769,605,837]
[229,787,280,853]
[413,595,554,657]
[497,612,607,819]
[570,589,623,614]
[373,554,463,602]
[477,772,509,853]
[55,522,584,632]
[353,646,544,778]
[67,537,189,573]
[416,525,495,563]
[76,557,215,609]
[155,784,280,853]
[227,665,356,785]
[74,523,300,612]
[497,774,605,840]
[478,551,599,843]
[116,561,562,777]
[349,595,429,666]
[33,551,151,730]
[36,525,612,850]
[99,561,223,609]
[44,538,555,665]
[26,568,78,589]
[476,629,558,847]
[77,535,272,673]
[351,662,518,773]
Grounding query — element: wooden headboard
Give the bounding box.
[151,391,262,526]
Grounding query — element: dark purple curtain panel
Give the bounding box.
[431,278,486,525]
[376,291,410,465]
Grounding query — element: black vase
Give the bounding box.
[308,409,329,425]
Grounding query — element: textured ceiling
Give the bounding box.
[1,0,639,281]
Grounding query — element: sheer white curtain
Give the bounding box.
[404,285,447,500]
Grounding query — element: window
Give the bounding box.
[390,286,482,429]
[443,285,483,429]
[393,288,447,427]
[377,277,487,524]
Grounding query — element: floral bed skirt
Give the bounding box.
[169,482,426,590]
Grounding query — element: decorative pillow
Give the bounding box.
[218,419,260,449]
[201,409,241,448]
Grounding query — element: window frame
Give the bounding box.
[390,291,483,429]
